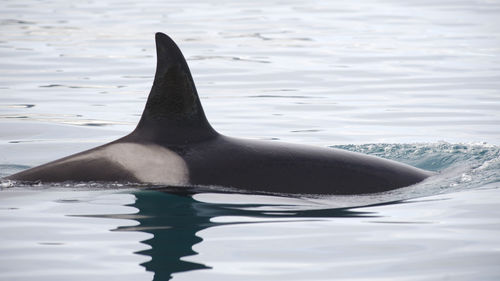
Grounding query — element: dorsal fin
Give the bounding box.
[132,32,217,144]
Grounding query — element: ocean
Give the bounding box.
[1,0,499,280]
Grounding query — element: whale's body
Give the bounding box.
[7,33,431,195]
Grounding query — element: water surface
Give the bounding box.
[1,0,500,280]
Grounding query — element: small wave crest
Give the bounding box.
[335,142,500,196]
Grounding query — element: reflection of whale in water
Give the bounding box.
[115,189,389,280]
[124,191,211,279]
[7,32,432,195]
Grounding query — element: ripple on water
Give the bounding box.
[1,0,500,280]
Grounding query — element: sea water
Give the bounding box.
[1,0,500,280]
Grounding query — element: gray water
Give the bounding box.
[1,0,500,280]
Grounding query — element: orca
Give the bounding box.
[6,32,432,195]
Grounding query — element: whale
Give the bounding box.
[6,32,432,195]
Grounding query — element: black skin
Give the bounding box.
[121,132,431,195]
[7,32,432,195]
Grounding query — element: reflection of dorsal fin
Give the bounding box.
[133,33,217,143]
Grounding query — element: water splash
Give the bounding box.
[335,142,500,196]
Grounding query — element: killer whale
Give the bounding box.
[6,32,432,194]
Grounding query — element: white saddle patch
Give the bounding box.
[63,142,189,185]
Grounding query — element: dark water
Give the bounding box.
[1,0,500,280]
